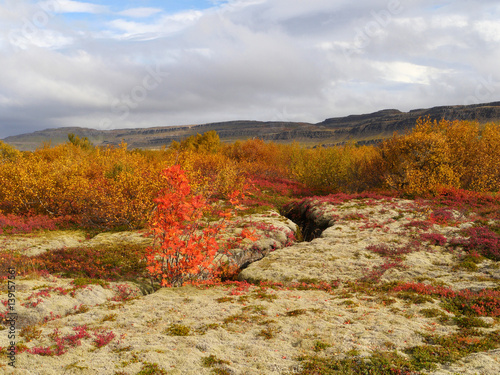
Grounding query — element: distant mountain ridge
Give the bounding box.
[4,101,500,151]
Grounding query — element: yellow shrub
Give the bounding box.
[381,124,459,195]
[0,141,168,228]
[289,143,381,193]
[380,117,500,195]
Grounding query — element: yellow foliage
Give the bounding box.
[174,150,245,198]
[289,142,381,193]
[0,140,21,162]
[170,130,220,153]
[0,142,168,228]
[380,117,500,195]
[2,122,500,227]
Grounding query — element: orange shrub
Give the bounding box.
[145,165,254,287]
[225,139,293,175]
[380,128,459,195]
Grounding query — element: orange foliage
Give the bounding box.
[222,138,292,180]
[145,165,255,287]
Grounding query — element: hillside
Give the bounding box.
[3,101,500,151]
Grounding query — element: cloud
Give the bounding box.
[118,7,163,19]
[48,0,108,14]
[0,0,499,139]
[106,10,203,39]
[474,20,500,42]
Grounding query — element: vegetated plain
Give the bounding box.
[0,117,500,374]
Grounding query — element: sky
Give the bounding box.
[1,0,500,138]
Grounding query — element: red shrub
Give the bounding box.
[367,240,421,258]
[145,165,256,287]
[392,282,500,317]
[404,220,433,231]
[93,330,116,348]
[459,226,500,261]
[429,208,455,225]
[420,233,447,246]
[0,213,64,234]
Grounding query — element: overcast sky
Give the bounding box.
[1,0,499,138]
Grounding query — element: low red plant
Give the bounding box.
[360,259,407,283]
[462,226,500,261]
[32,244,147,281]
[420,233,447,246]
[429,208,455,225]
[0,213,60,234]
[30,325,91,356]
[393,282,500,317]
[93,330,116,348]
[450,226,500,261]
[404,220,433,231]
[109,284,136,302]
[367,240,421,258]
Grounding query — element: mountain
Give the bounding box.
[4,102,500,151]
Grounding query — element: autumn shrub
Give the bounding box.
[33,244,148,281]
[0,213,63,234]
[0,141,166,229]
[170,130,221,153]
[145,165,256,287]
[223,138,291,178]
[243,175,311,209]
[0,140,21,161]
[466,122,500,192]
[380,120,459,195]
[380,118,500,195]
[70,144,165,228]
[453,226,500,261]
[289,143,382,194]
[222,139,309,205]
[177,150,246,199]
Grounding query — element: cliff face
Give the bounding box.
[4,102,500,151]
[319,102,500,139]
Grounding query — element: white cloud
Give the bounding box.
[118,8,163,19]
[474,20,500,42]
[7,29,74,50]
[49,0,108,14]
[1,0,500,138]
[106,10,203,39]
[372,61,451,85]
[430,14,469,28]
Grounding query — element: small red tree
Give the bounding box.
[145,165,254,287]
